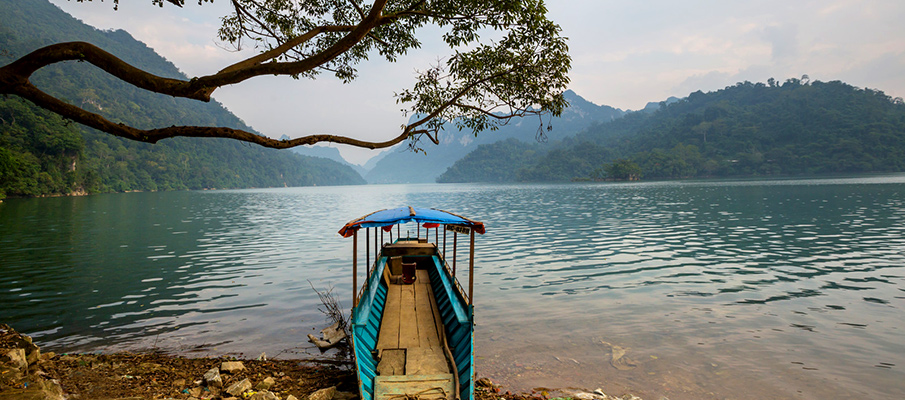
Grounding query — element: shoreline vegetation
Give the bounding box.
[1,324,644,400]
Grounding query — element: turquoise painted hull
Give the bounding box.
[351,253,475,400]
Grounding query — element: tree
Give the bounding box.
[0,0,570,152]
[603,159,641,181]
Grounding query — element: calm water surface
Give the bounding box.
[2,177,905,399]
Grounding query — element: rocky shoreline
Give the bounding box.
[1,324,642,400]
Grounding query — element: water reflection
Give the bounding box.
[2,176,905,398]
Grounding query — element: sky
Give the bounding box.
[47,0,905,164]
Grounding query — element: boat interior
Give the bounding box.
[348,213,478,400]
[373,246,457,400]
[363,239,471,400]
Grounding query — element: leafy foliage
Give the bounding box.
[591,159,641,181]
[0,0,364,199]
[1,0,571,152]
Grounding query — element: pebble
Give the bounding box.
[255,376,276,390]
[2,348,28,370]
[308,386,337,400]
[225,378,252,397]
[249,391,280,400]
[203,367,223,388]
[221,361,246,373]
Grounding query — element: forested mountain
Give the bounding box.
[0,0,364,199]
[366,90,625,183]
[439,78,905,182]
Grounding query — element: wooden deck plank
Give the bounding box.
[376,349,406,376]
[375,268,452,380]
[414,276,441,348]
[398,284,419,349]
[405,347,449,376]
[376,284,401,351]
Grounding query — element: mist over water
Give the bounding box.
[2,176,905,399]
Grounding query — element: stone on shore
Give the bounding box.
[254,376,275,390]
[308,386,336,400]
[220,361,246,373]
[203,367,223,387]
[225,378,252,397]
[475,377,494,388]
[249,390,280,400]
[2,348,27,370]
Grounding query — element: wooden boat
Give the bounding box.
[339,207,485,400]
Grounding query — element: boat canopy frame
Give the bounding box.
[339,206,485,309]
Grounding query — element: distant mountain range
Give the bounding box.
[364,90,626,183]
[438,78,905,182]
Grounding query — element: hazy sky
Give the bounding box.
[48,0,905,164]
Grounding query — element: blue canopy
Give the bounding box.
[339,206,485,237]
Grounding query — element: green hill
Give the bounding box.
[439,78,905,182]
[0,0,364,199]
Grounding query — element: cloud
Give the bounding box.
[761,23,800,62]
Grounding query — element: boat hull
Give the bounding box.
[351,250,474,400]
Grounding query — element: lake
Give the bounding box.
[2,176,904,399]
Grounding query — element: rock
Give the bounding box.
[220,361,246,373]
[249,391,280,400]
[0,365,24,385]
[203,367,222,388]
[39,352,55,361]
[25,347,41,366]
[189,387,202,398]
[173,378,186,388]
[475,377,493,388]
[225,378,252,397]
[0,378,66,400]
[286,396,299,400]
[2,348,28,370]
[307,386,337,400]
[254,376,275,390]
[333,391,356,400]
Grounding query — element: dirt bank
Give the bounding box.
[1,324,637,400]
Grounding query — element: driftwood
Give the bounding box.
[307,321,347,350]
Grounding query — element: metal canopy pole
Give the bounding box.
[353,230,358,307]
[453,232,457,276]
[443,228,447,260]
[469,230,475,305]
[366,228,370,277]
